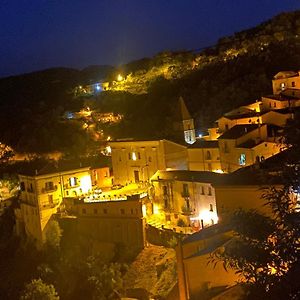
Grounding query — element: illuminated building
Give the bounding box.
[187,140,221,172]
[173,97,196,144]
[176,224,239,300]
[15,162,94,246]
[63,196,146,251]
[151,170,220,229]
[272,71,300,94]
[109,139,188,185]
[217,124,281,173]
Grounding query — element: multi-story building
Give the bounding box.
[16,162,94,246]
[109,139,188,185]
[150,170,220,229]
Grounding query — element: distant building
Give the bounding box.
[109,139,188,186]
[272,71,300,94]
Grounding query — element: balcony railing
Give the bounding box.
[181,191,190,198]
[41,185,58,194]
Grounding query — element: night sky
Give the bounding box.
[1,0,300,78]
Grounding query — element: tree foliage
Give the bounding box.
[20,278,59,300]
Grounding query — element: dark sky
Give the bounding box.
[1,0,300,78]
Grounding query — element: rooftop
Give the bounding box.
[182,223,232,245]
[151,170,222,183]
[218,124,259,140]
[188,140,219,149]
[18,157,109,177]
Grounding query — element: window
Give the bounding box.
[292,81,296,87]
[239,154,246,166]
[138,152,141,159]
[280,82,286,90]
[201,186,205,195]
[182,183,189,197]
[132,152,137,161]
[131,208,134,214]
[148,156,152,163]
[94,208,98,214]
[82,208,86,214]
[69,177,78,187]
[209,204,213,212]
[208,187,212,196]
[103,208,108,214]
[20,182,25,191]
[206,151,211,160]
[45,181,54,191]
[274,102,276,108]
[163,186,168,196]
[120,209,125,215]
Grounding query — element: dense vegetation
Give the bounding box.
[0,11,300,152]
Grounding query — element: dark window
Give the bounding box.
[209,204,213,212]
[120,208,125,215]
[94,209,98,214]
[206,151,211,160]
[292,81,296,87]
[20,182,25,191]
[82,208,86,214]
[208,187,212,196]
[201,186,205,195]
[138,152,141,159]
[103,208,108,214]
[45,181,54,191]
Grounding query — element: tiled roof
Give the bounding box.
[188,140,219,149]
[182,223,232,245]
[218,124,259,140]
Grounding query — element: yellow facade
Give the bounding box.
[272,71,300,94]
[65,198,146,250]
[109,139,187,185]
[218,124,270,173]
[176,226,240,300]
[151,171,219,229]
[18,167,92,245]
[187,143,221,172]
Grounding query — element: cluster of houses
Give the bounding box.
[10,70,300,299]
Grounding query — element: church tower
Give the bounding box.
[179,97,196,144]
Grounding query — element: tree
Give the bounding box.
[20,278,59,300]
[45,220,63,249]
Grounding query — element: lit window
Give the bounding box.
[132,152,137,161]
[239,154,246,166]
[69,177,78,187]
[280,82,285,90]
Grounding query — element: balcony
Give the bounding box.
[181,205,194,216]
[41,185,57,194]
[181,191,190,198]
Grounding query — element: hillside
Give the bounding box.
[0,11,300,153]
